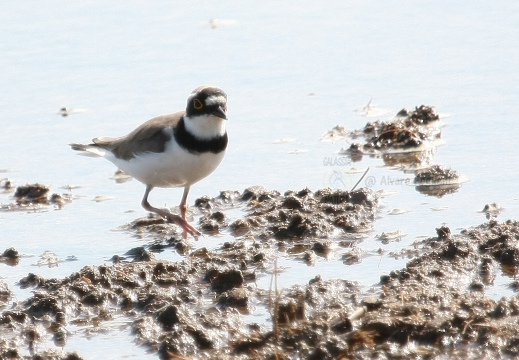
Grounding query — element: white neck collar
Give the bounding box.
[183,114,227,140]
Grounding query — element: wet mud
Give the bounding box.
[1,183,72,211]
[2,184,519,359]
[413,165,465,196]
[324,105,466,197]
[345,105,441,154]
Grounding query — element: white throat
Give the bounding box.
[183,114,227,140]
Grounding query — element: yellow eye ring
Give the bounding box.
[193,99,204,110]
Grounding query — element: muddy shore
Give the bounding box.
[1,183,519,359]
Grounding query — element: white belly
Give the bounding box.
[106,139,225,188]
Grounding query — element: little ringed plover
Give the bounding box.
[70,85,228,238]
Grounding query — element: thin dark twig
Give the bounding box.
[351,167,370,192]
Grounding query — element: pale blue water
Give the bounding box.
[1,1,518,357]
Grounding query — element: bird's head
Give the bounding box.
[186,86,227,120]
[183,86,228,140]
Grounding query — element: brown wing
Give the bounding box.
[93,112,184,160]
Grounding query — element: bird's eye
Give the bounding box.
[193,99,204,110]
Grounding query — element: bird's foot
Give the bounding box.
[164,213,201,238]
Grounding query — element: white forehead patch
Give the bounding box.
[205,95,226,106]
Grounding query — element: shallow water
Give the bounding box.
[1,0,518,357]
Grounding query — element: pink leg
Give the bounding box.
[180,186,190,239]
[141,185,200,237]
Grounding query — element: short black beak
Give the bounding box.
[212,106,227,120]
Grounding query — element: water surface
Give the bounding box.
[1,1,518,357]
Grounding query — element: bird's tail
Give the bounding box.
[69,143,106,157]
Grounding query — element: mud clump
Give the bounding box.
[225,186,379,240]
[414,165,465,196]
[14,184,49,203]
[414,165,460,184]
[206,268,244,293]
[195,187,379,262]
[347,105,442,155]
[365,123,427,152]
[1,183,72,210]
[397,104,440,125]
[336,105,445,172]
[0,248,20,266]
